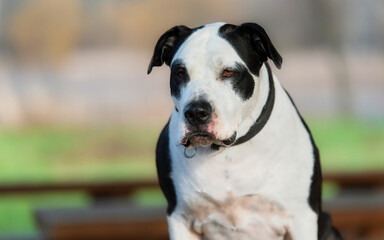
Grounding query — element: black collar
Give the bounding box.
[233,63,275,146]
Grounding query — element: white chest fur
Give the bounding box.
[168,77,317,239]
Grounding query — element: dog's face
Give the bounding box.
[148,22,282,148]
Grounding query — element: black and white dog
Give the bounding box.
[148,22,342,240]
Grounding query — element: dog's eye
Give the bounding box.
[222,69,235,78]
[176,70,186,79]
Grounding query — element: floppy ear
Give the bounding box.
[147,25,192,74]
[240,23,282,69]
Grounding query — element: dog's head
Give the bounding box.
[148,22,282,148]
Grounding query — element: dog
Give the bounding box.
[147,22,342,240]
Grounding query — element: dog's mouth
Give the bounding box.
[181,132,237,148]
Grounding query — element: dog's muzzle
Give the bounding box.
[181,100,237,151]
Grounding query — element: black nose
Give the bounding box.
[184,101,212,126]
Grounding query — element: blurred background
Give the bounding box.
[0,0,383,239]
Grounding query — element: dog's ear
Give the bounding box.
[240,23,282,69]
[147,25,192,74]
[220,23,282,71]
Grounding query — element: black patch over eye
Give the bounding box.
[170,60,190,98]
[225,63,255,101]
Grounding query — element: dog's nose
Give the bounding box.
[184,101,212,125]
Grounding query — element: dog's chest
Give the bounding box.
[184,191,291,240]
[174,148,294,239]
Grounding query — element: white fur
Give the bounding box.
[166,23,317,240]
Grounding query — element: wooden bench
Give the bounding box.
[1,172,384,240]
[1,180,165,240]
[0,180,159,200]
[35,206,168,240]
[324,171,384,240]
[325,193,384,239]
[324,171,384,190]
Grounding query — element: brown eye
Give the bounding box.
[223,69,235,78]
[177,71,186,79]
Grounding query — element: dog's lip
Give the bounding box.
[222,132,237,146]
[181,131,237,147]
[181,132,215,147]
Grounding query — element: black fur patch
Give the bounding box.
[156,121,177,215]
[228,63,255,101]
[170,60,190,98]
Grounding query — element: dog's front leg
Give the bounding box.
[168,214,201,240]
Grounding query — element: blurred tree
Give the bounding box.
[309,0,352,116]
[5,0,82,64]
[101,0,235,48]
[1,0,84,124]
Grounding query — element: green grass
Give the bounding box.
[0,192,91,235]
[308,117,384,172]
[0,118,383,235]
[0,125,159,183]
